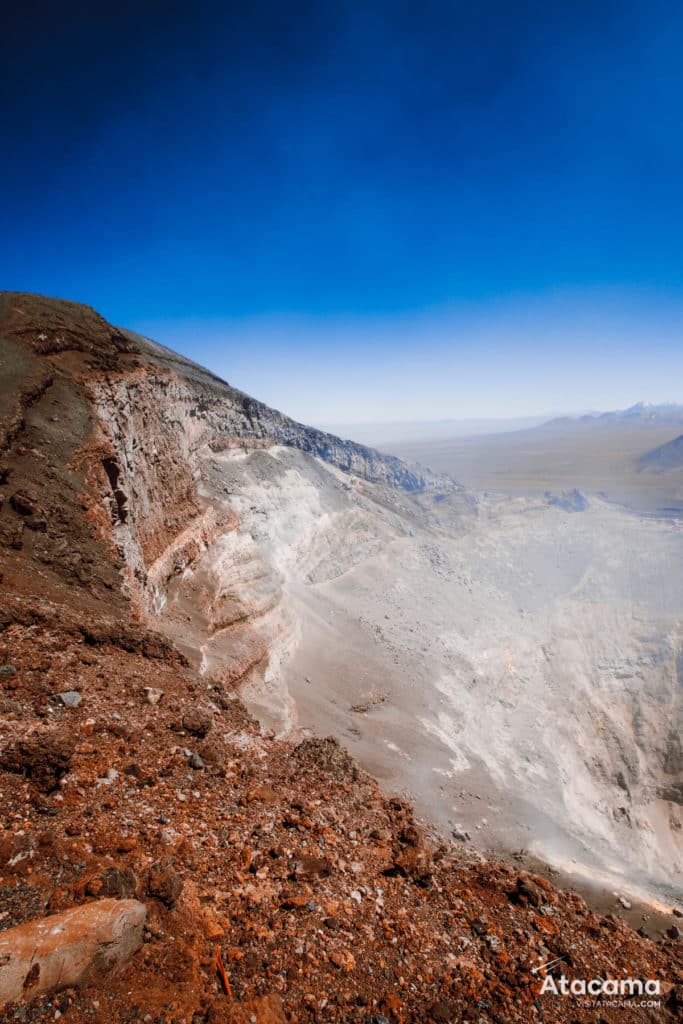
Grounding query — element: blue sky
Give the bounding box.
[3,2,683,425]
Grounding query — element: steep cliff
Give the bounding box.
[1,292,682,1023]
[0,292,464,724]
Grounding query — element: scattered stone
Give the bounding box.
[470,915,489,936]
[142,687,164,705]
[0,735,73,792]
[293,736,359,781]
[0,832,33,870]
[146,863,183,907]
[188,751,204,770]
[0,665,17,675]
[329,948,355,971]
[618,896,632,910]
[280,893,309,911]
[391,841,432,886]
[56,691,82,708]
[0,899,146,1004]
[290,855,331,882]
[9,491,38,517]
[182,708,213,737]
[196,737,223,767]
[512,875,543,907]
[104,867,138,899]
[666,924,680,940]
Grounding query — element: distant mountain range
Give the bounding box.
[326,403,683,448]
[623,400,683,416]
[551,402,683,429]
[320,414,558,446]
[587,401,683,424]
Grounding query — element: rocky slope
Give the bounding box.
[83,322,462,726]
[639,434,683,473]
[0,292,682,1023]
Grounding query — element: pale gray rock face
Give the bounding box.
[118,328,457,494]
[0,899,146,1005]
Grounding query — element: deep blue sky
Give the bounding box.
[3,2,683,425]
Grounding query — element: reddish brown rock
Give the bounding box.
[146,862,183,906]
[0,734,73,792]
[289,854,332,882]
[182,708,213,738]
[0,899,146,1005]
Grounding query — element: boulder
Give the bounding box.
[182,708,213,737]
[0,899,146,1005]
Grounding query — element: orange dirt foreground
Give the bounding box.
[0,292,681,1023]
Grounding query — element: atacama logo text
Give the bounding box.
[539,975,661,998]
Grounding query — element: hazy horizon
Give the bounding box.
[127,291,683,425]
